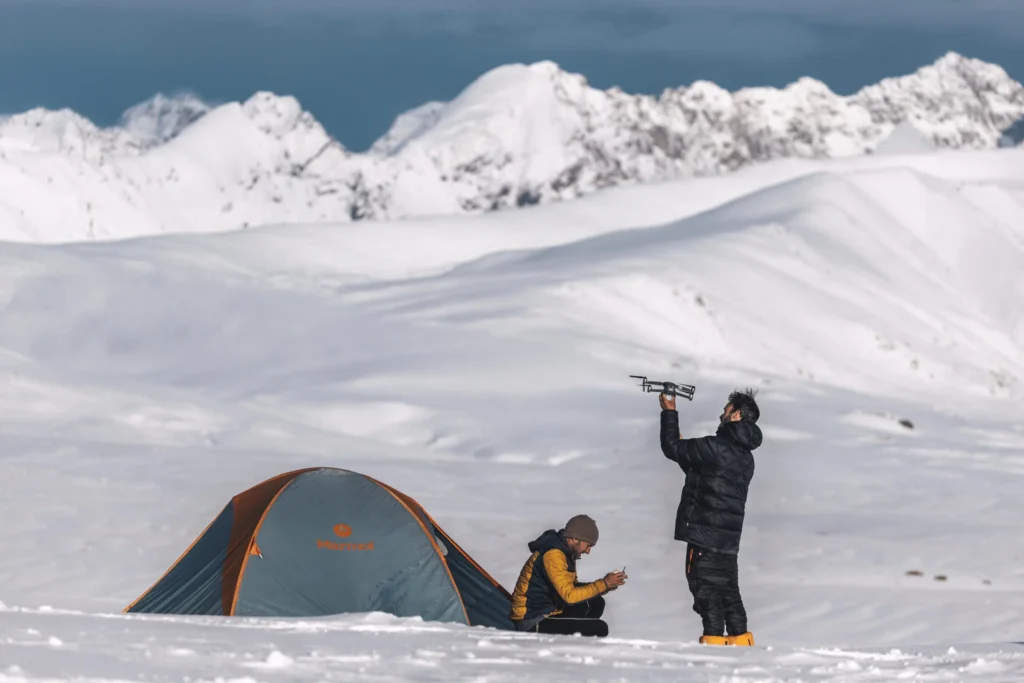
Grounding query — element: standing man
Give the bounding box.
[659,388,762,646]
[509,514,627,637]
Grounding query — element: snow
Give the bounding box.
[369,101,447,156]
[2,52,1023,240]
[119,93,211,147]
[4,607,1024,682]
[0,133,1023,680]
[874,122,938,155]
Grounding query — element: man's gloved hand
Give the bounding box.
[659,392,676,411]
[603,570,628,589]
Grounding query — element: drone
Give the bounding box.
[630,375,696,401]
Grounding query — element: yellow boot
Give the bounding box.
[699,635,730,645]
[726,632,755,646]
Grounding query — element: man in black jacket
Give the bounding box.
[659,388,762,646]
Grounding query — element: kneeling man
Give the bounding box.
[509,514,627,637]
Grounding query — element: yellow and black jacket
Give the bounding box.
[509,529,608,625]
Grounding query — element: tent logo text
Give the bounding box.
[318,524,372,551]
[317,539,374,552]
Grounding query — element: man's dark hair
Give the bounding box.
[728,388,760,423]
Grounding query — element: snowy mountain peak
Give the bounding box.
[934,50,970,67]
[0,106,139,160]
[868,50,1019,97]
[849,51,1024,148]
[786,76,838,96]
[442,62,568,115]
[0,107,97,148]
[119,92,210,147]
[930,49,1008,80]
[525,59,563,76]
[236,91,347,168]
[242,92,315,138]
[369,101,447,156]
[1,52,1023,241]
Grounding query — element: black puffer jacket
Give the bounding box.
[660,409,761,554]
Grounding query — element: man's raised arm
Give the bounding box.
[661,405,718,472]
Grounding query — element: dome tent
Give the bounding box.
[125,467,513,630]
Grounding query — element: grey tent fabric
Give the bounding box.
[234,469,466,623]
[126,503,234,615]
[431,523,514,630]
[124,467,514,630]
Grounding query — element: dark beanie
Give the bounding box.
[562,514,599,545]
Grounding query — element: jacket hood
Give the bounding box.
[718,420,763,450]
[528,529,569,555]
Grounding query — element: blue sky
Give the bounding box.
[1,0,1023,151]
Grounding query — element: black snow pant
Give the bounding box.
[531,596,609,637]
[685,543,747,636]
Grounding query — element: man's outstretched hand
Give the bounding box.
[659,392,676,411]
[603,570,628,590]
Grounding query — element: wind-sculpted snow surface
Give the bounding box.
[1,52,1022,240]
[3,605,1024,683]
[0,148,1023,681]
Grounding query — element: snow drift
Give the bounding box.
[1,69,1023,679]
[0,145,1022,656]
